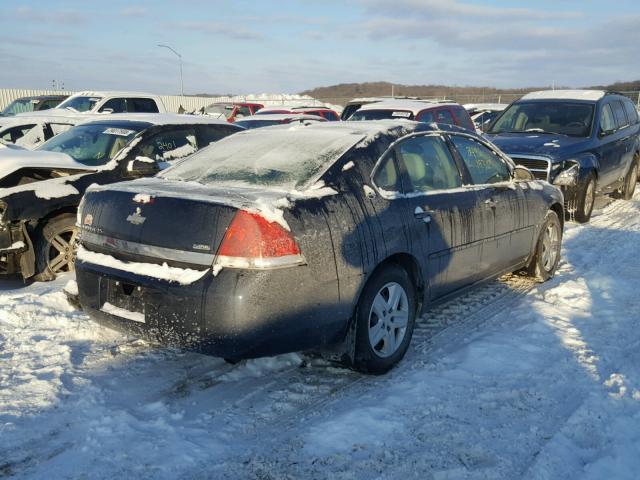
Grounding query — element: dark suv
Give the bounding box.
[487,90,640,222]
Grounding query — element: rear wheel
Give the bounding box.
[573,172,596,223]
[525,210,562,282]
[34,213,78,281]
[617,160,638,200]
[353,265,416,374]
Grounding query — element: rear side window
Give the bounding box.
[623,101,639,125]
[198,125,239,146]
[450,135,510,185]
[452,106,476,131]
[611,101,629,129]
[129,98,159,113]
[234,106,251,118]
[601,104,616,132]
[99,98,126,113]
[139,128,198,162]
[396,135,462,192]
[322,111,340,121]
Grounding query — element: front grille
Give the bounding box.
[511,156,551,181]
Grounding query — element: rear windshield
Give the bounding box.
[162,128,364,189]
[38,123,143,166]
[350,109,415,121]
[489,101,594,137]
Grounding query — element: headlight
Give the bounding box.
[553,162,579,187]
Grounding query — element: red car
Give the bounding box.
[204,102,264,123]
[255,105,340,121]
[350,100,475,131]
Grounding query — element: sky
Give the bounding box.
[1,0,639,95]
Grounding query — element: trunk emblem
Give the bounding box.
[127,207,147,225]
[192,244,210,251]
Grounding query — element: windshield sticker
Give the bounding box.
[391,111,411,118]
[103,128,136,136]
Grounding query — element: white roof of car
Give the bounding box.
[464,103,508,111]
[521,90,606,101]
[81,113,232,126]
[356,100,457,115]
[68,91,160,98]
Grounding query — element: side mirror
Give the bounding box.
[126,157,160,177]
[513,164,535,182]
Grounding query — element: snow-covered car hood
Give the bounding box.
[487,133,590,162]
[0,148,96,181]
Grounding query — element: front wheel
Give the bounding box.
[573,172,596,223]
[34,213,79,281]
[353,265,416,375]
[525,210,562,282]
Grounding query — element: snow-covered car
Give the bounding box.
[0,114,241,280]
[18,91,166,118]
[0,94,68,117]
[464,103,508,133]
[0,115,86,149]
[234,113,326,129]
[73,121,564,374]
[350,100,476,131]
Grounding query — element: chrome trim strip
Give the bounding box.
[81,231,214,266]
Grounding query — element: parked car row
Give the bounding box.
[0,88,638,375]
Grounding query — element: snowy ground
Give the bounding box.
[2,193,640,479]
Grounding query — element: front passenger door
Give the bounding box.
[449,134,534,275]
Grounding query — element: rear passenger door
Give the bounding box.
[383,133,487,300]
[597,102,625,187]
[448,134,534,274]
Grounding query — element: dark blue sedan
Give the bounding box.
[74,121,564,374]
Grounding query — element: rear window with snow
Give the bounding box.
[162,128,365,189]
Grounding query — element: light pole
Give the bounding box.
[157,44,184,96]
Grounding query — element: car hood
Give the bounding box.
[0,148,97,182]
[487,133,590,161]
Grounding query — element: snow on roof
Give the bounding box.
[81,113,232,126]
[356,99,457,115]
[521,90,606,101]
[69,91,160,99]
[464,103,508,111]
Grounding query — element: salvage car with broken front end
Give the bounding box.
[0,114,241,280]
[74,121,564,374]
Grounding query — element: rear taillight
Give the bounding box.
[214,210,305,269]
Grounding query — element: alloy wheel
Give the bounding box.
[46,226,79,275]
[368,282,409,358]
[541,221,560,272]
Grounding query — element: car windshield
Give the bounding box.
[162,128,364,189]
[1,98,37,115]
[37,123,143,166]
[57,96,102,113]
[489,102,594,137]
[350,109,415,121]
[205,104,234,119]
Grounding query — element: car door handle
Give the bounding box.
[485,198,497,208]
[414,206,432,223]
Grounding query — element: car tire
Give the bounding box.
[352,264,416,375]
[34,213,79,281]
[618,160,638,201]
[525,210,562,282]
[574,172,596,223]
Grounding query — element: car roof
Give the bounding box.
[520,90,606,102]
[68,91,159,98]
[464,103,508,111]
[356,100,458,115]
[208,101,263,107]
[82,113,235,126]
[237,113,327,121]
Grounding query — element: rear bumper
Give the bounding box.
[76,259,346,359]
